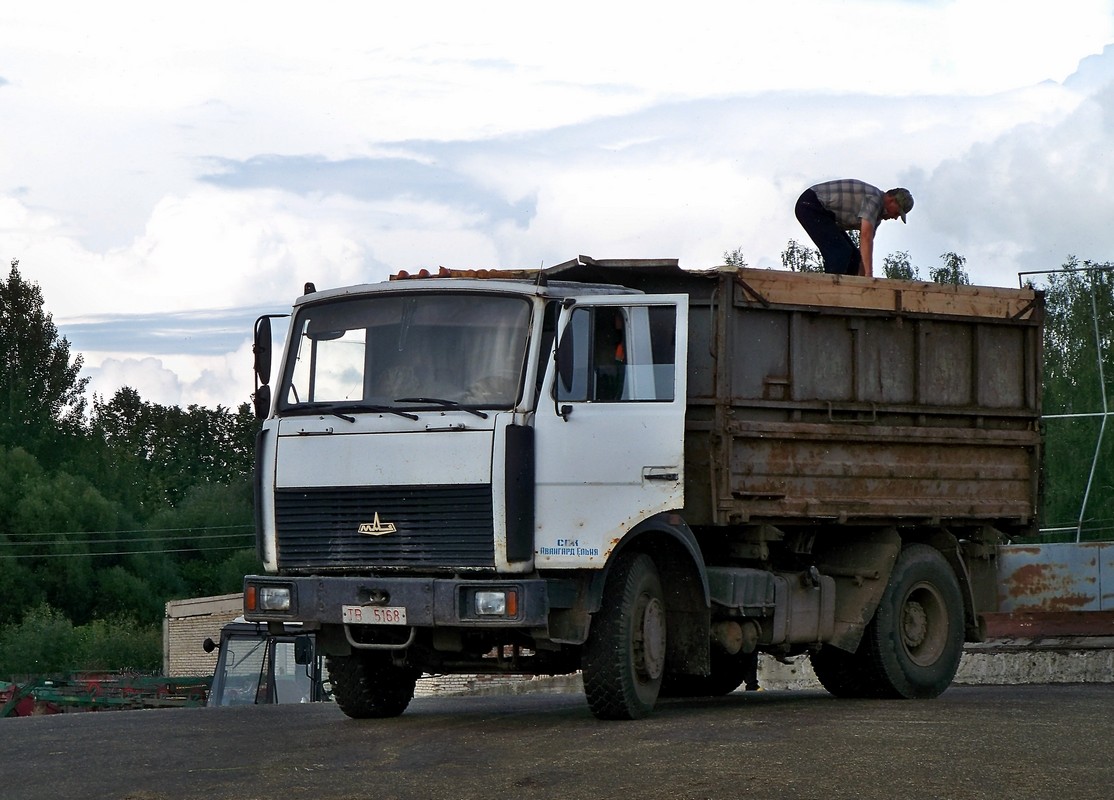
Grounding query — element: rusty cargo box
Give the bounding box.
[546,259,1043,535]
[690,267,1042,533]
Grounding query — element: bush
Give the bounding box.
[0,603,77,677]
[75,617,161,672]
[0,603,160,679]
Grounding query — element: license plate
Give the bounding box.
[342,605,408,625]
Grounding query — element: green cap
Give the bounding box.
[888,188,914,223]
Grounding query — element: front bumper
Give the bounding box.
[243,574,552,628]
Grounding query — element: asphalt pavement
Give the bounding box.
[2,684,1111,800]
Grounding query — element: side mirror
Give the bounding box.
[294,635,314,665]
[252,314,287,421]
[202,637,219,654]
[253,316,273,386]
[554,302,578,420]
[252,384,272,420]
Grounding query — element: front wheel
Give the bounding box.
[583,552,667,720]
[861,543,965,699]
[326,652,420,719]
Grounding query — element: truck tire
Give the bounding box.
[860,543,965,699]
[583,552,667,720]
[810,645,881,698]
[326,652,419,719]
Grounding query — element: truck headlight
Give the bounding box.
[257,586,292,612]
[475,589,518,617]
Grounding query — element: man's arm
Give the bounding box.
[858,218,876,277]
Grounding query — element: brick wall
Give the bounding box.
[163,593,243,677]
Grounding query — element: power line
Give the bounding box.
[0,531,252,549]
[0,523,253,539]
[1,543,254,560]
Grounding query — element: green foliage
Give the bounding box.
[0,260,259,674]
[74,616,161,672]
[0,604,77,676]
[145,481,258,599]
[0,260,89,464]
[0,603,160,677]
[0,554,44,626]
[95,565,162,622]
[90,389,258,509]
[1039,257,1114,540]
[882,250,919,280]
[930,252,972,285]
[723,247,748,268]
[781,239,824,273]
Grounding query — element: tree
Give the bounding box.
[883,251,919,281]
[723,248,748,268]
[90,389,258,510]
[0,603,77,676]
[1039,257,1114,540]
[144,480,256,598]
[781,239,824,273]
[930,252,971,285]
[8,468,122,624]
[0,260,89,462]
[0,266,261,672]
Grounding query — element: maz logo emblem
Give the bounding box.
[357,513,397,536]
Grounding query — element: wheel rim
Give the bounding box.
[900,580,949,667]
[634,593,666,681]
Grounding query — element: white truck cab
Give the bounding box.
[247,259,694,719]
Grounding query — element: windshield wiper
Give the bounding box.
[343,403,420,421]
[284,403,419,421]
[395,397,489,419]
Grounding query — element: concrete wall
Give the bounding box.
[424,645,1114,698]
[753,645,1114,691]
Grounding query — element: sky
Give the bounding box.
[2,0,1114,411]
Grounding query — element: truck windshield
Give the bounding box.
[280,293,532,411]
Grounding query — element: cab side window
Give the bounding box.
[557,305,675,403]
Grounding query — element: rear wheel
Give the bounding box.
[861,544,965,699]
[326,652,420,719]
[583,552,667,720]
[810,644,880,698]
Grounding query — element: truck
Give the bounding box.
[244,256,1043,720]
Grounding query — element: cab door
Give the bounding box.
[533,294,688,567]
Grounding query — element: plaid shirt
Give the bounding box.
[810,179,884,230]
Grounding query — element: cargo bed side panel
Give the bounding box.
[683,271,1042,531]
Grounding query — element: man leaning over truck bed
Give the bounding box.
[795,180,913,278]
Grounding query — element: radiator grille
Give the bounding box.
[274,484,495,569]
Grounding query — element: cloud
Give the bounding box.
[6,2,1114,412]
[918,55,1114,282]
[80,339,259,410]
[200,154,536,228]
[59,308,267,409]
[1063,43,1114,94]
[59,307,273,356]
[84,356,187,407]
